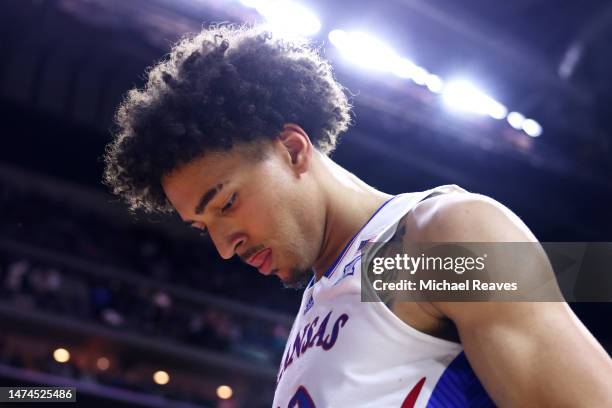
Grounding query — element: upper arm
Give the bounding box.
[447,300,612,406]
[403,192,612,406]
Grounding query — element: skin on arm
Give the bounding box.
[395,192,612,407]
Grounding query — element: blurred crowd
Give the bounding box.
[0,182,299,312]
[0,255,289,365]
[0,179,298,397]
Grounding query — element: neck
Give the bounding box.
[311,154,393,281]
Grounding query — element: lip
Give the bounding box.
[246,248,272,269]
[257,249,273,275]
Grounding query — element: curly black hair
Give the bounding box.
[103,24,352,213]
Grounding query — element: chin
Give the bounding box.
[279,267,312,290]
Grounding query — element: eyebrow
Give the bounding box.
[194,183,224,215]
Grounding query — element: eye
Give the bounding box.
[191,222,209,238]
[221,193,236,214]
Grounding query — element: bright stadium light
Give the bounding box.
[411,66,429,85]
[153,370,170,385]
[328,29,349,49]
[425,74,444,93]
[217,385,233,399]
[442,80,507,119]
[328,30,400,72]
[96,357,110,371]
[507,111,525,129]
[487,103,508,120]
[522,118,542,137]
[53,348,70,363]
[329,30,444,92]
[252,1,321,36]
[328,28,536,135]
[390,58,417,79]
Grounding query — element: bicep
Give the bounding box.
[449,301,612,407]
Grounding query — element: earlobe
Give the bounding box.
[279,124,312,173]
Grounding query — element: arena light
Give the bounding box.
[153,370,170,385]
[443,80,507,119]
[425,74,444,93]
[53,348,70,363]
[391,61,428,85]
[327,28,540,136]
[328,30,400,72]
[328,29,347,47]
[522,118,542,137]
[411,66,429,86]
[245,1,321,36]
[507,111,525,129]
[488,103,508,120]
[96,357,110,371]
[390,58,417,79]
[217,385,233,399]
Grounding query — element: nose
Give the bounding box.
[210,228,247,260]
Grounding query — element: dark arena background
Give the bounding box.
[0,0,611,407]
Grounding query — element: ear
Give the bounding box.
[278,123,312,174]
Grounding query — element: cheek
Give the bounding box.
[278,197,321,255]
[238,194,284,241]
[247,159,319,252]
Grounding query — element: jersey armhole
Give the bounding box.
[360,189,464,349]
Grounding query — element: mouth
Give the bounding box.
[246,248,273,275]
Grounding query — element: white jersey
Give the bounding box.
[273,185,495,408]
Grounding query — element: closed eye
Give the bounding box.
[190,222,209,238]
[221,193,237,214]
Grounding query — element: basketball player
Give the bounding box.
[103,25,612,407]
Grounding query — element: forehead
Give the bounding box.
[160,143,268,213]
[161,151,237,204]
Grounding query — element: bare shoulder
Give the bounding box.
[403,190,538,243]
[398,190,540,322]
